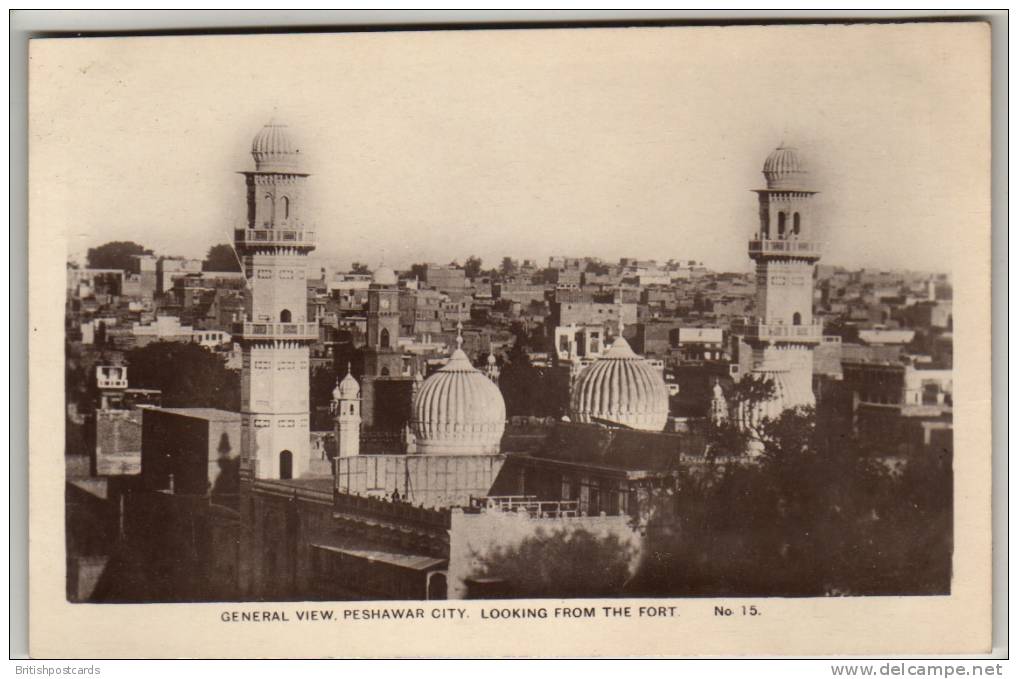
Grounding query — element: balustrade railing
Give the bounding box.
[232,321,319,340]
[732,320,824,342]
[748,238,822,258]
[234,228,316,247]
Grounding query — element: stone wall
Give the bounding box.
[335,454,507,509]
[95,409,142,476]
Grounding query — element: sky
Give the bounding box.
[30,24,989,274]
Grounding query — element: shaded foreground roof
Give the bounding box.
[527,421,698,473]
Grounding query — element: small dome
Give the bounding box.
[762,144,809,190]
[569,336,670,431]
[251,119,301,172]
[337,367,360,400]
[372,265,397,286]
[412,347,507,455]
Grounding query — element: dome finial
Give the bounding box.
[336,362,361,400]
[456,320,464,350]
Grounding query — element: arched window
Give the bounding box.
[792,312,802,326]
[280,309,292,323]
[777,212,786,236]
[279,451,293,480]
[793,212,801,234]
[381,367,390,377]
[282,196,290,220]
[263,194,274,223]
[380,328,390,349]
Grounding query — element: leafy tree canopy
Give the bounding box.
[125,341,239,411]
[632,403,952,598]
[202,244,242,272]
[500,257,518,277]
[473,527,636,598]
[409,263,428,281]
[464,255,483,279]
[86,241,152,271]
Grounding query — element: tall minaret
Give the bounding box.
[333,364,361,459]
[736,144,823,412]
[235,119,318,480]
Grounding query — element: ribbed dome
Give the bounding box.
[251,119,301,172]
[411,348,506,455]
[569,336,670,431]
[762,145,809,190]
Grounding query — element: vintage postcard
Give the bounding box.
[28,22,992,657]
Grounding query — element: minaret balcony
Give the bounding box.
[748,238,822,260]
[234,228,317,250]
[232,321,320,341]
[733,320,824,344]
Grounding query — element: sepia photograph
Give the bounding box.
[27,17,994,658]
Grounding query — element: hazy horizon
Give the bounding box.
[33,25,988,274]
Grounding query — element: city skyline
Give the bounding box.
[34,24,987,273]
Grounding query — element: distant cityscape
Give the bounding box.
[65,121,954,603]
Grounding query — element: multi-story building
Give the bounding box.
[156,257,203,296]
[422,264,467,293]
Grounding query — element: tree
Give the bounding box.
[350,262,371,275]
[500,257,518,277]
[464,255,483,279]
[124,341,239,411]
[86,241,152,271]
[498,335,568,418]
[472,527,637,598]
[691,373,776,456]
[631,397,951,598]
[202,244,241,272]
[409,263,428,281]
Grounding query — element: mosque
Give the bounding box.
[128,120,822,602]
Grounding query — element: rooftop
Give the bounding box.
[146,407,241,423]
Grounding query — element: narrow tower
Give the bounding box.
[235,119,318,480]
[333,364,361,459]
[364,265,403,378]
[735,144,823,414]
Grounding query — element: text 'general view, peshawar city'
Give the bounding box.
[65,120,954,603]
